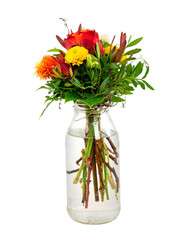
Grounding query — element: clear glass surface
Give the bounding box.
[65,104,120,224]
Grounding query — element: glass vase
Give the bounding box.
[65,103,120,224]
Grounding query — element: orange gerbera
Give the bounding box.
[35,55,56,80]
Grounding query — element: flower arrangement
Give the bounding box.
[35,20,153,210]
[35,22,153,115]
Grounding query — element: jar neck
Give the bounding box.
[74,102,110,116]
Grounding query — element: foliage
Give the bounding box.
[35,24,154,116]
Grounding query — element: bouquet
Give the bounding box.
[35,20,153,210]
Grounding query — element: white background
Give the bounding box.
[0,0,175,239]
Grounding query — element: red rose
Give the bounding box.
[56,25,104,55]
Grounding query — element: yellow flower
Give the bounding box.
[104,46,114,55]
[104,46,127,62]
[65,46,88,66]
[121,54,127,62]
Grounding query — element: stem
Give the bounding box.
[96,140,120,193]
[73,150,85,184]
[95,142,105,200]
[85,115,94,158]
[92,142,99,202]
[102,139,118,199]
[82,164,87,204]
[109,154,118,164]
[107,147,115,155]
[101,131,119,164]
[101,139,109,200]
[106,149,116,189]
[71,108,120,208]
[106,136,119,165]
[104,165,109,200]
[85,142,94,208]
[107,168,116,189]
[85,163,92,208]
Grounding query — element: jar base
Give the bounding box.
[67,206,121,224]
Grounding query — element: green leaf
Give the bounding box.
[126,37,143,48]
[124,90,133,95]
[36,86,51,91]
[134,62,143,77]
[126,86,135,91]
[138,81,145,89]
[72,77,85,89]
[131,79,138,87]
[99,76,110,93]
[64,82,73,87]
[127,57,136,61]
[111,96,125,102]
[40,100,53,118]
[84,86,96,90]
[106,62,119,70]
[128,35,132,44]
[46,82,55,88]
[52,69,65,79]
[99,89,113,95]
[45,95,59,102]
[124,48,141,55]
[47,48,65,54]
[142,65,149,79]
[96,42,100,59]
[80,96,104,108]
[86,54,101,69]
[142,80,154,90]
[65,92,80,103]
[126,64,132,76]
[55,80,62,86]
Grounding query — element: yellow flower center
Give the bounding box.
[65,46,88,66]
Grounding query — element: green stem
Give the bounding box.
[95,142,105,201]
[82,164,87,204]
[101,139,109,200]
[92,146,99,202]
[85,117,94,158]
[104,165,109,200]
[73,151,85,184]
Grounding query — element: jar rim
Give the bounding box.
[74,101,110,114]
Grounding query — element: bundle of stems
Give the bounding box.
[66,112,119,209]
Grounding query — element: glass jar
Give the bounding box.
[65,103,120,224]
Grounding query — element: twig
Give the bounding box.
[106,148,118,197]
[96,141,119,193]
[66,168,79,174]
[109,154,118,165]
[110,35,116,48]
[103,133,119,164]
[101,131,119,164]
[76,157,82,166]
[107,146,115,155]
[94,143,105,193]
[59,17,70,34]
